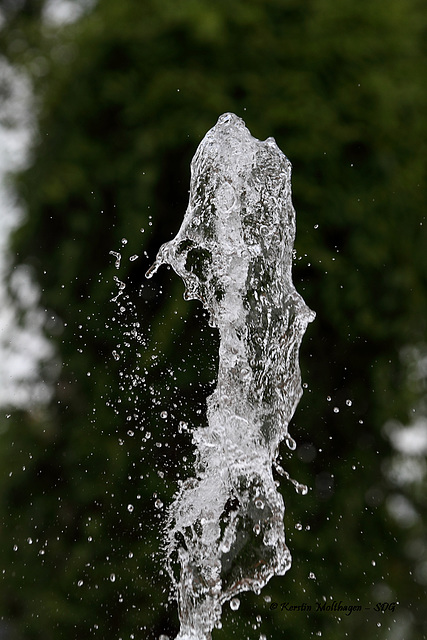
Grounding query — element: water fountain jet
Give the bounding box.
[147,113,315,639]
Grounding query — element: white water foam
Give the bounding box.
[147,113,315,639]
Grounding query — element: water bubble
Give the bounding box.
[333,407,339,413]
[326,395,331,401]
[255,498,264,509]
[160,411,168,419]
[155,499,164,509]
[309,572,316,580]
[110,573,116,582]
[230,598,240,611]
[112,351,120,361]
[345,399,352,407]
[253,524,261,535]
[13,544,18,551]
[77,580,84,587]
[127,504,134,513]
[130,255,139,262]
[121,238,128,245]
[27,537,32,544]
[295,523,302,530]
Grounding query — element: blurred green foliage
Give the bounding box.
[1,0,427,638]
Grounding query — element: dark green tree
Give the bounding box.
[1,0,427,638]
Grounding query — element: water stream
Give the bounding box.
[147,113,315,639]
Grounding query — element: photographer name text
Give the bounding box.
[269,601,398,616]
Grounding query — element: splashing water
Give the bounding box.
[147,113,315,639]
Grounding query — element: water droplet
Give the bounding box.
[127,504,134,513]
[130,255,139,262]
[155,499,163,509]
[110,573,116,582]
[13,545,18,551]
[346,399,352,407]
[109,251,121,269]
[27,537,32,544]
[253,523,261,535]
[309,572,316,580]
[333,407,339,413]
[326,395,331,401]
[160,411,168,419]
[112,350,120,361]
[371,560,376,566]
[295,483,308,495]
[121,238,128,245]
[295,523,302,530]
[286,435,297,450]
[230,598,240,611]
[77,580,84,587]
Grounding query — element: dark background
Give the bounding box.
[0,0,427,638]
